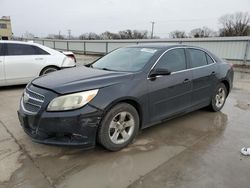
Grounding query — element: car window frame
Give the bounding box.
[153,48,187,73]
[147,47,216,79]
[5,43,50,56]
[147,47,187,79]
[186,48,208,68]
[205,53,215,64]
[186,47,216,69]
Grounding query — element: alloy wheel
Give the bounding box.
[108,111,135,144]
[215,87,226,108]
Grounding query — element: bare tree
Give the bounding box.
[118,30,148,39]
[189,27,217,38]
[119,30,134,39]
[79,32,100,40]
[169,30,187,38]
[99,31,120,39]
[132,30,148,39]
[219,12,250,36]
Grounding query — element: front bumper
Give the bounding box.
[18,85,103,147]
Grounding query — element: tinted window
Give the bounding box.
[188,49,207,68]
[34,46,50,55]
[155,48,186,72]
[0,44,3,56]
[6,44,49,56]
[206,54,214,64]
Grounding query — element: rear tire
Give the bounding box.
[209,83,228,112]
[98,103,139,151]
[40,66,59,75]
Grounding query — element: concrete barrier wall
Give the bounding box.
[30,37,250,65]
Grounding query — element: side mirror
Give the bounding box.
[149,68,171,78]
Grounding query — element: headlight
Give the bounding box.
[47,89,98,111]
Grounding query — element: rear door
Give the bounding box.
[4,43,48,85]
[186,48,217,107]
[148,48,192,122]
[0,43,5,86]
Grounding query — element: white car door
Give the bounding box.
[4,43,48,85]
[0,43,5,86]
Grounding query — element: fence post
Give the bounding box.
[243,40,250,65]
[42,40,45,45]
[67,41,69,51]
[105,42,108,54]
[83,41,86,55]
[53,41,55,49]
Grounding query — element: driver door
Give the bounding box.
[148,48,192,123]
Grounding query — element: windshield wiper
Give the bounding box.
[94,67,115,71]
[89,65,115,71]
[101,68,113,71]
[85,63,93,68]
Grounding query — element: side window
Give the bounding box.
[6,43,49,56]
[206,53,214,64]
[33,46,50,55]
[155,48,186,72]
[188,49,207,68]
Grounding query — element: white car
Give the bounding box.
[0,41,76,86]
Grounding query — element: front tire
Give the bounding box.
[98,103,139,151]
[209,83,228,112]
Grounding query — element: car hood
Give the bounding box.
[32,66,134,94]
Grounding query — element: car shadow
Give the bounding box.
[0,84,26,91]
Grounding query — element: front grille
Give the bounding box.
[22,87,45,114]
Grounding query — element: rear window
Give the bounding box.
[188,49,208,68]
[6,43,49,56]
[206,54,214,64]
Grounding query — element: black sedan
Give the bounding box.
[18,44,234,151]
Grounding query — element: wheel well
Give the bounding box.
[40,65,60,76]
[104,99,143,129]
[221,80,230,96]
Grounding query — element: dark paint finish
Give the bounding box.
[18,44,234,147]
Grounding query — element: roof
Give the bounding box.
[128,43,187,50]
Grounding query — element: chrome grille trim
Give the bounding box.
[21,98,39,115]
[26,87,45,101]
[21,88,45,114]
[23,92,44,103]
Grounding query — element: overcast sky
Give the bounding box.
[1,0,250,38]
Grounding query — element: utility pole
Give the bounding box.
[67,29,71,39]
[150,21,155,39]
[58,30,61,39]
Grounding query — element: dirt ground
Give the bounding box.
[0,56,250,188]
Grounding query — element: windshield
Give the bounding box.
[92,47,158,72]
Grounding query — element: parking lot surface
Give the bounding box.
[0,56,250,188]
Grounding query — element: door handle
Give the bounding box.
[35,58,44,60]
[183,78,190,83]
